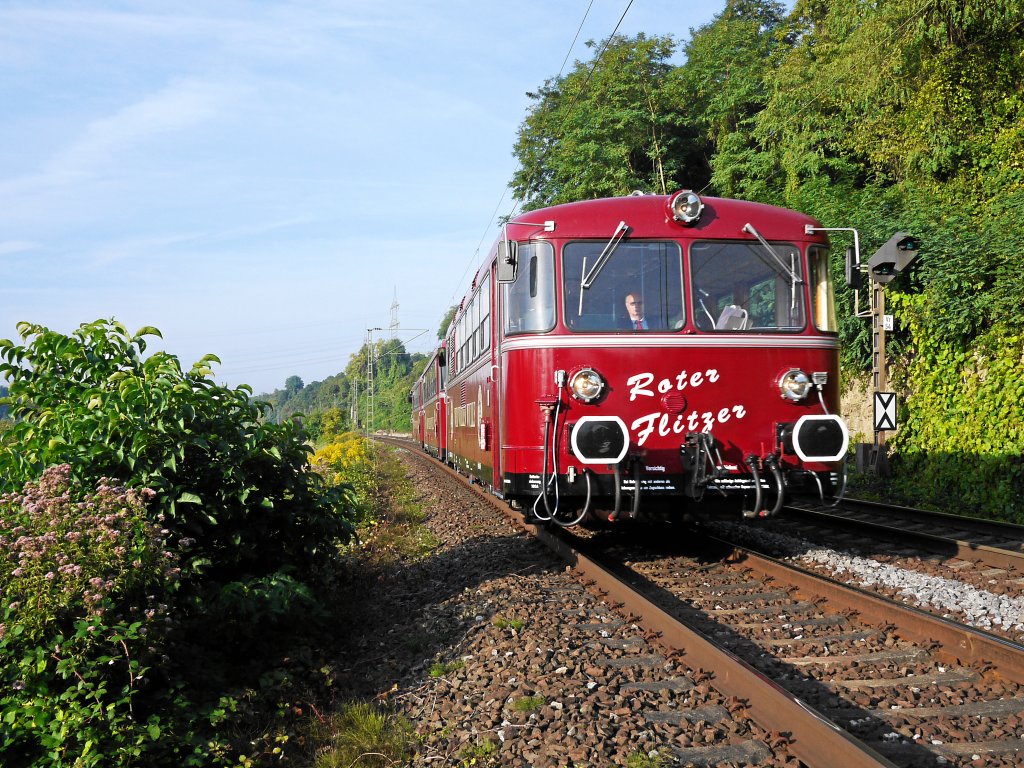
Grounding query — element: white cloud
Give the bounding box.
[43,79,242,185]
[0,4,384,63]
[0,77,248,231]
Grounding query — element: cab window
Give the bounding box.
[562,241,683,332]
[689,241,806,331]
[503,241,555,335]
[809,246,838,333]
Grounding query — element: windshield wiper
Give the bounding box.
[742,223,803,285]
[581,220,630,290]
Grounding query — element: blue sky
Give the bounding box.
[0,1,721,394]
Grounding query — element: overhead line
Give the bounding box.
[507,0,636,221]
[558,0,595,77]
[454,0,634,307]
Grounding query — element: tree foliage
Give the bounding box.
[437,305,458,340]
[676,0,790,200]
[511,33,710,210]
[263,340,425,435]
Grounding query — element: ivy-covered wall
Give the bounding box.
[889,308,1024,521]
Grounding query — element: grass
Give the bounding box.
[626,751,671,768]
[458,738,498,766]
[355,446,441,565]
[429,659,465,678]
[512,695,545,713]
[308,443,441,766]
[311,702,415,768]
[493,615,525,631]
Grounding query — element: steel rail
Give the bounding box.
[378,438,896,768]
[833,497,1024,541]
[785,502,1024,573]
[720,535,1024,686]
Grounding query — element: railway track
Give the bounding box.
[748,499,1024,639]
[787,497,1024,574]
[377,437,1024,766]
[379,438,890,766]
[586,528,1024,766]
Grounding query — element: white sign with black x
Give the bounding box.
[874,392,897,431]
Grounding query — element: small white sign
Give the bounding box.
[883,314,894,331]
[874,392,897,431]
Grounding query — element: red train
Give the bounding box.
[411,191,848,525]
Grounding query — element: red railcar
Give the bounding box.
[412,349,447,461]
[412,191,848,524]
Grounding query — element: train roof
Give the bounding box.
[509,193,824,243]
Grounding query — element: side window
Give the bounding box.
[503,241,555,335]
[479,274,491,353]
[469,296,477,360]
[809,247,838,333]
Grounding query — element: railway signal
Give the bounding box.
[862,231,920,474]
[867,232,920,284]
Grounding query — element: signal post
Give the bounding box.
[861,232,920,473]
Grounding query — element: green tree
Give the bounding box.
[438,305,457,340]
[511,33,707,209]
[676,0,790,199]
[339,338,426,434]
[753,0,1024,200]
[305,405,349,443]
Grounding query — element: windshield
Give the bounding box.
[689,241,806,331]
[563,241,684,332]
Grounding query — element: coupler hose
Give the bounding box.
[743,454,763,519]
[533,418,554,521]
[609,462,623,522]
[554,469,592,528]
[764,455,785,517]
[630,457,642,519]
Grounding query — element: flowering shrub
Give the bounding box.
[0,467,182,766]
[0,320,354,585]
[313,432,376,517]
[0,321,365,764]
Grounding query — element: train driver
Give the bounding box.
[623,291,648,330]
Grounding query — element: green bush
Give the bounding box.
[0,466,178,766]
[0,319,354,584]
[0,319,364,764]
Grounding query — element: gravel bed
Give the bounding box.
[709,521,1024,639]
[339,449,803,767]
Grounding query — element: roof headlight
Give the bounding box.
[669,190,704,225]
[779,369,813,401]
[570,368,605,403]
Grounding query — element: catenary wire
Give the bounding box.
[450,0,634,306]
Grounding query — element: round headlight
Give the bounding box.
[570,368,605,403]
[669,190,704,225]
[779,369,813,402]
